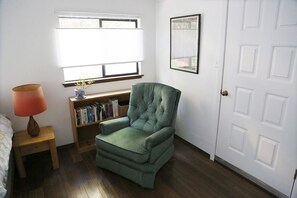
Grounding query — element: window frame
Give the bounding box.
[100,18,138,28]
[58,15,143,86]
[102,62,140,78]
[63,74,143,87]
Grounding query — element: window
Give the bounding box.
[101,19,137,29]
[56,16,143,83]
[104,62,140,76]
[63,65,102,81]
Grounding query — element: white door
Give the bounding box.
[216,0,297,196]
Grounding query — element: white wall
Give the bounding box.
[156,0,226,156]
[0,0,156,146]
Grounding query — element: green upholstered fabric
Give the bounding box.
[96,127,150,163]
[96,83,181,188]
[99,116,130,135]
[96,145,174,188]
[128,83,180,133]
[148,135,174,163]
[144,127,175,150]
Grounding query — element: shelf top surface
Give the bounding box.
[70,89,131,102]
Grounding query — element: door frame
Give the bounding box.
[211,0,228,160]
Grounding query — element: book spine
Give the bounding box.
[83,107,88,124]
[97,103,103,121]
[79,108,84,125]
[110,99,119,117]
[87,106,93,123]
[102,103,107,119]
[74,108,78,126]
[108,103,113,118]
[114,99,119,117]
[76,108,81,125]
[93,105,98,122]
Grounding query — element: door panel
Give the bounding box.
[216,0,297,196]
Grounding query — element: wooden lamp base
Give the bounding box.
[27,116,40,137]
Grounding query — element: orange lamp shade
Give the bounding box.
[12,84,47,116]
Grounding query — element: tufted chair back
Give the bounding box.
[128,83,181,133]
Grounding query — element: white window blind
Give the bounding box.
[56,28,143,67]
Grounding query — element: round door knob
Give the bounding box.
[220,90,228,96]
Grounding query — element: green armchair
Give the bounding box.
[95,82,181,188]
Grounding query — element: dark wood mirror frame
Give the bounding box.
[170,14,201,74]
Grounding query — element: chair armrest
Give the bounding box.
[99,116,130,135]
[144,127,175,150]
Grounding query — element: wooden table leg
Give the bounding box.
[13,147,26,178]
[49,139,59,169]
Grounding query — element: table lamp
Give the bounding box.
[12,84,47,137]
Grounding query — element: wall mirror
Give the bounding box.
[170,14,201,74]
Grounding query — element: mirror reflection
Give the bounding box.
[170,14,201,74]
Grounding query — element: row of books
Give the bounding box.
[74,99,119,125]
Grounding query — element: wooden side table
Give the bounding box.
[13,126,59,178]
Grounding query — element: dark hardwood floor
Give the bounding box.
[13,138,275,198]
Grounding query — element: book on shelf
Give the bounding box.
[110,98,119,117]
[75,109,81,125]
[74,109,78,125]
[87,106,93,123]
[107,103,113,118]
[101,103,107,119]
[79,108,84,125]
[92,104,98,122]
[74,99,119,126]
[82,107,88,125]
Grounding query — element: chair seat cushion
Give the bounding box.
[96,127,151,163]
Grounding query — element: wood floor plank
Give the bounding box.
[13,138,275,198]
[27,188,44,198]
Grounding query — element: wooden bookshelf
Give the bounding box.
[69,89,130,153]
